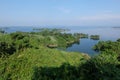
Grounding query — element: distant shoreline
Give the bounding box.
[112,27,120,28]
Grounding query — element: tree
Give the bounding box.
[0,41,16,56]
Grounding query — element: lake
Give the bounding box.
[66,38,99,56]
[1,26,120,56]
[66,26,120,56]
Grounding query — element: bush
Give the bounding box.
[32,63,80,80]
[0,41,16,56]
[79,53,120,80]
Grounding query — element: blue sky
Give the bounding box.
[0,0,120,27]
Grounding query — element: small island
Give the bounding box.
[90,35,100,40]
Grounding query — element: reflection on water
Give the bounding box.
[1,26,120,56]
[66,27,120,56]
[66,38,99,56]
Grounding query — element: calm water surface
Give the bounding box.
[66,27,120,56]
[66,39,99,56]
[1,26,120,56]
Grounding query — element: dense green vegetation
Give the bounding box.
[93,40,120,53]
[73,33,88,39]
[0,29,81,56]
[0,28,120,80]
[0,47,89,80]
[90,35,100,40]
[32,53,120,80]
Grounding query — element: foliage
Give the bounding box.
[117,38,120,42]
[0,41,16,57]
[90,35,100,40]
[80,53,120,80]
[93,41,120,53]
[32,53,120,80]
[74,33,88,38]
[32,63,80,80]
[0,28,120,80]
[0,47,87,80]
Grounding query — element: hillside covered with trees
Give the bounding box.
[0,28,120,80]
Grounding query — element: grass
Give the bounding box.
[0,46,89,80]
[1,30,120,80]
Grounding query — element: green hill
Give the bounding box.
[1,29,120,80]
[0,46,89,80]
